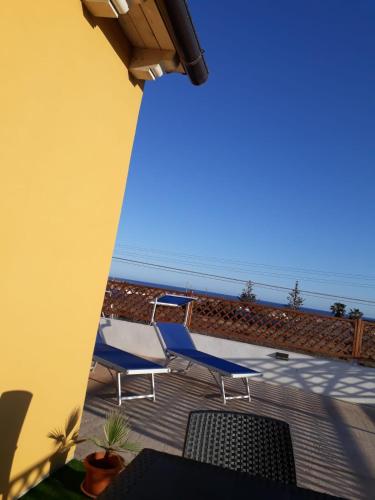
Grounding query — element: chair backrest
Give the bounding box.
[155,322,196,352]
[183,411,296,485]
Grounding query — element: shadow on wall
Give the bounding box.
[47,407,85,472]
[81,3,144,89]
[0,390,33,500]
[0,399,84,499]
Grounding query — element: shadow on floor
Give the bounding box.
[77,363,375,500]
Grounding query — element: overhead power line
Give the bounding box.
[115,243,375,282]
[116,249,375,289]
[112,255,375,306]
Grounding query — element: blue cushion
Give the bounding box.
[156,322,196,351]
[156,295,195,307]
[171,348,260,377]
[94,343,165,372]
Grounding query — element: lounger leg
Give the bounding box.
[185,361,192,373]
[151,373,156,402]
[245,377,251,402]
[220,376,227,405]
[117,372,122,406]
[106,367,116,385]
[165,355,175,368]
[208,370,226,403]
[166,355,188,374]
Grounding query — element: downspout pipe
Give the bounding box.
[155,0,209,85]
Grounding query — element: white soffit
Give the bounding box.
[83,0,119,18]
[112,0,130,14]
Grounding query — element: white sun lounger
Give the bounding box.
[92,342,170,406]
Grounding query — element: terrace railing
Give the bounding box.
[102,279,375,363]
[362,320,375,362]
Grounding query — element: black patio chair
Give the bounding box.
[183,410,297,485]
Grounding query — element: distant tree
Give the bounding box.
[348,308,363,320]
[239,281,256,302]
[330,302,346,317]
[287,281,304,310]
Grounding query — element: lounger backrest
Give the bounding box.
[156,322,195,352]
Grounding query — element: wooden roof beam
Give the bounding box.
[129,48,179,80]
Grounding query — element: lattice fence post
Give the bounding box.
[352,319,364,359]
[186,297,194,328]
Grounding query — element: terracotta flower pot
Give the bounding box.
[81,451,125,498]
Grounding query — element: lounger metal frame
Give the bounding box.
[150,294,197,326]
[92,354,169,406]
[153,324,261,404]
[164,352,253,404]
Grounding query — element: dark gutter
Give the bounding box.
[155,0,209,86]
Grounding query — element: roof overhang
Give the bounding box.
[82,0,208,85]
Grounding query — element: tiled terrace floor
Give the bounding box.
[77,361,375,500]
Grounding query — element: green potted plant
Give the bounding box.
[81,410,139,498]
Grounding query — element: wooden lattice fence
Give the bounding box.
[362,321,375,362]
[189,298,355,359]
[103,281,188,324]
[102,279,375,362]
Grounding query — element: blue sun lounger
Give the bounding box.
[153,322,262,404]
[92,343,170,406]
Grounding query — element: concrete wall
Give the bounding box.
[99,318,375,406]
[0,2,143,497]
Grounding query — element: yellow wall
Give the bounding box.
[0,2,143,498]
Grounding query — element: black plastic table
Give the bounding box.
[98,449,341,500]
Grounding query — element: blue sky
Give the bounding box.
[111,0,375,317]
